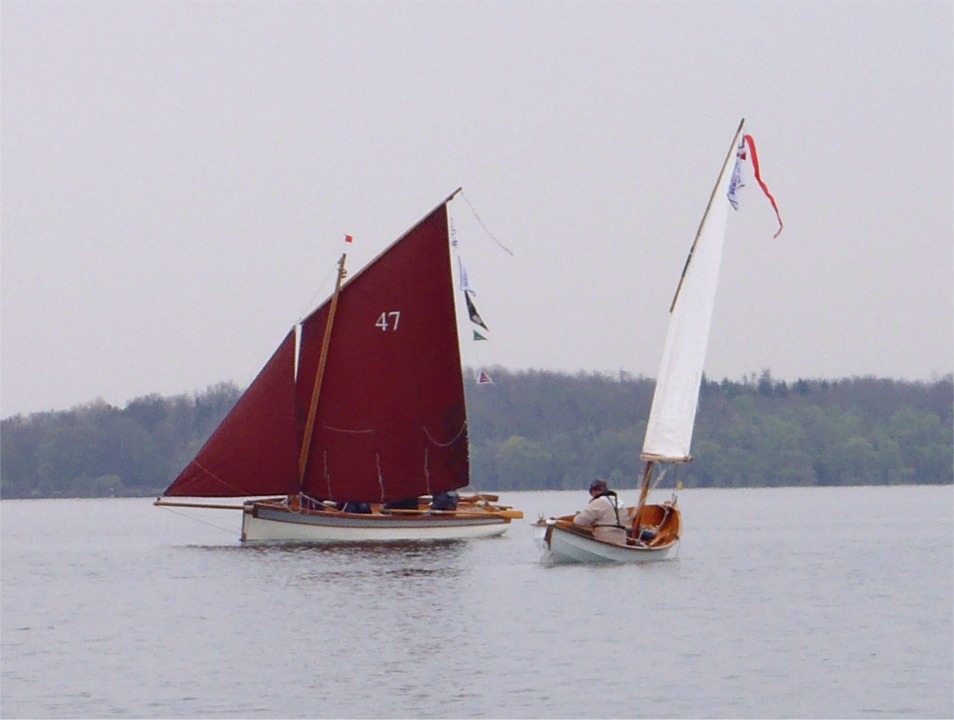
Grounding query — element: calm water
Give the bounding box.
[1,487,952,719]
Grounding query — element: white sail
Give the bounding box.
[641,122,746,462]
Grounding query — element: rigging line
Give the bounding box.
[159,505,238,537]
[423,421,467,447]
[186,460,261,497]
[322,424,374,434]
[296,234,354,324]
[458,190,514,256]
[297,263,340,324]
[467,486,495,507]
[300,492,342,513]
[375,453,385,502]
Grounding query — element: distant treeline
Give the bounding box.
[1,370,951,499]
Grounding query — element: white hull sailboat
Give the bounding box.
[535,500,681,565]
[156,190,523,543]
[241,496,517,543]
[536,119,782,565]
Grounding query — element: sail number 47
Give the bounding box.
[375,311,401,331]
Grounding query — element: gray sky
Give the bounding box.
[2,0,952,418]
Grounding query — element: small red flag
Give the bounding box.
[742,134,783,238]
[345,234,353,243]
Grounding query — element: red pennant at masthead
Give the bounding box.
[726,134,784,239]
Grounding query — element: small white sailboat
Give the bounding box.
[156,189,523,542]
[536,119,783,565]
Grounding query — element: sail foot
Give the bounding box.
[639,452,692,463]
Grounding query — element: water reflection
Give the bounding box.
[186,538,466,557]
[179,536,471,588]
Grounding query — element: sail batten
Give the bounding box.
[641,122,746,462]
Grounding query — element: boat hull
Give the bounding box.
[534,501,681,565]
[535,523,678,565]
[241,500,515,543]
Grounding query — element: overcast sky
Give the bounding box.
[2,0,952,418]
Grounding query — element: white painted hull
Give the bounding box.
[241,502,512,543]
[534,521,679,566]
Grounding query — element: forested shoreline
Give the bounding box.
[1,369,951,499]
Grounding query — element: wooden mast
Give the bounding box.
[297,251,348,485]
[633,460,655,534]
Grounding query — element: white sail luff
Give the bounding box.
[641,123,745,462]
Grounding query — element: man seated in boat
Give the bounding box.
[382,496,421,512]
[341,501,372,514]
[429,491,460,512]
[573,479,627,545]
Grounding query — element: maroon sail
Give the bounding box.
[164,194,468,503]
[164,331,300,497]
[296,201,469,503]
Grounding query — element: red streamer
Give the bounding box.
[744,134,784,238]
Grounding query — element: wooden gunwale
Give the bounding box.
[251,498,522,521]
[547,504,680,549]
